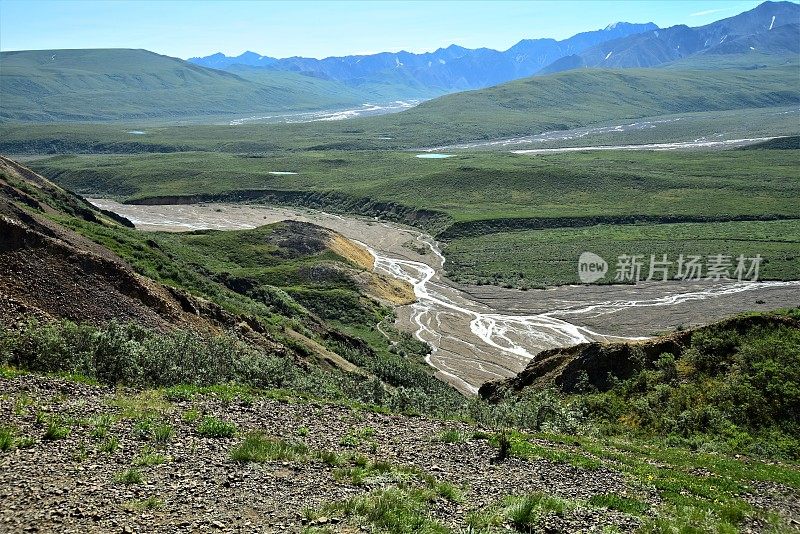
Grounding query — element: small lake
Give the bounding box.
[127,131,146,135]
[415,154,454,159]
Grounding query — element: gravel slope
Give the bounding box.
[0,375,649,533]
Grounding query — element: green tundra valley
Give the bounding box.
[1,1,799,532]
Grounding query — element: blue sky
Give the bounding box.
[0,0,770,59]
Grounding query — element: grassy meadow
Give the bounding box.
[444,219,800,287]
[16,138,800,288]
[26,149,800,220]
[2,56,798,144]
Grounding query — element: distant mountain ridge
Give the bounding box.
[190,2,799,91]
[2,1,796,124]
[188,22,658,93]
[540,0,799,73]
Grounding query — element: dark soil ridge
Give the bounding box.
[479,313,800,401]
[739,135,800,150]
[0,210,285,355]
[125,189,453,234]
[0,140,192,154]
[438,213,800,240]
[123,188,798,242]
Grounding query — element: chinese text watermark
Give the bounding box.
[578,252,762,284]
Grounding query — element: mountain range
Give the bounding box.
[0,1,796,123]
[189,1,798,94]
[189,21,658,92]
[541,0,799,72]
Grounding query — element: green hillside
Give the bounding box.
[361,65,800,145]
[228,64,445,102]
[4,49,797,147]
[0,49,367,122]
[658,50,799,70]
[221,64,369,102]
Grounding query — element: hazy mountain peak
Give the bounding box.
[539,0,799,74]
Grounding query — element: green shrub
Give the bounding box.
[43,417,70,441]
[2,319,304,390]
[577,317,800,459]
[230,432,308,463]
[197,416,237,438]
[0,426,16,451]
[116,468,144,485]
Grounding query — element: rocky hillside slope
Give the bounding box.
[2,373,798,533]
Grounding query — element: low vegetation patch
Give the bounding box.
[323,487,450,534]
[90,414,113,439]
[436,429,466,444]
[116,468,144,485]
[230,432,309,463]
[152,423,174,444]
[588,493,649,515]
[127,496,164,511]
[308,482,460,534]
[491,430,601,470]
[579,311,800,459]
[333,456,415,487]
[99,436,119,453]
[197,416,238,438]
[505,492,573,531]
[133,446,170,466]
[42,417,70,441]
